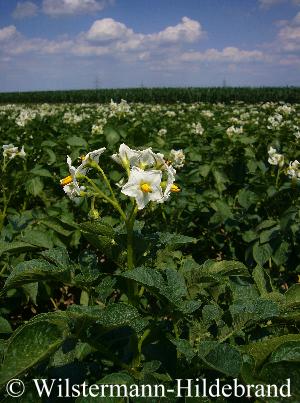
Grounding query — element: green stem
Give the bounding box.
[95,164,117,201]
[275,168,281,189]
[83,175,126,220]
[126,204,138,270]
[132,328,151,369]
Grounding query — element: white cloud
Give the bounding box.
[86,18,134,42]
[12,1,38,19]
[277,11,300,50]
[181,47,266,63]
[258,0,286,9]
[0,18,268,72]
[42,0,113,16]
[149,17,204,43]
[0,26,18,41]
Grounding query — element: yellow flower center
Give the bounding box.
[141,183,152,193]
[171,184,180,193]
[60,175,73,186]
[80,155,86,161]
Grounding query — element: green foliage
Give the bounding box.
[0,100,300,402]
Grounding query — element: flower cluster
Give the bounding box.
[226,125,243,137]
[190,122,204,135]
[60,148,106,200]
[2,144,26,160]
[169,149,185,169]
[268,146,284,167]
[287,160,300,179]
[112,144,179,210]
[60,144,180,210]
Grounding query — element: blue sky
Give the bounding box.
[0,0,300,91]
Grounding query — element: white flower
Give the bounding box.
[121,167,163,210]
[138,148,165,170]
[287,160,300,179]
[3,144,26,159]
[158,128,167,137]
[158,165,178,203]
[111,143,140,169]
[78,148,106,174]
[112,144,166,171]
[109,99,131,117]
[191,122,204,135]
[294,131,300,140]
[169,149,185,169]
[60,148,105,200]
[268,146,284,167]
[226,126,243,137]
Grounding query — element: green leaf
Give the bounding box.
[66,136,88,147]
[0,316,70,385]
[165,267,187,300]
[0,241,38,257]
[272,241,290,266]
[122,267,200,314]
[198,164,211,177]
[202,304,223,325]
[212,169,229,193]
[268,341,300,363]
[67,303,146,334]
[95,276,117,302]
[25,177,44,196]
[252,265,273,296]
[169,338,195,363]
[44,148,56,165]
[98,372,134,385]
[79,220,115,238]
[2,258,71,292]
[230,298,279,325]
[285,284,300,308]
[244,334,300,367]
[0,317,12,334]
[238,189,259,209]
[201,260,249,277]
[41,217,74,237]
[20,229,53,249]
[40,247,70,267]
[30,166,52,178]
[105,127,120,146]
[199,341,242,377]
[22,282,38,305]
[156,232,196,249]
[253,242,272,266]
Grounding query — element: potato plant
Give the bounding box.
[0,100,299,402]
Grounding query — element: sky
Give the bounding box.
[0,0,300,91]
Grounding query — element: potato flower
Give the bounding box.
[2,144,26,159]
[60,148,106,199]
[287,160,300,179]
[121,167,163,210]
[268,146,284,167]
[169,149,185,169]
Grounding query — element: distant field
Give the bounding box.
[0,86,300,103]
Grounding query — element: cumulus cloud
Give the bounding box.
[12,1,38,19]
[277,11,300,50]
[258,0,286,9]
[181,47,266,63]
[0,17,269,71]
[84,16,204,53]
[0,26,18,41]
[149,17,204,43]
[258,0,300,7]
[86,18,134,42]
[42,0,113,16]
